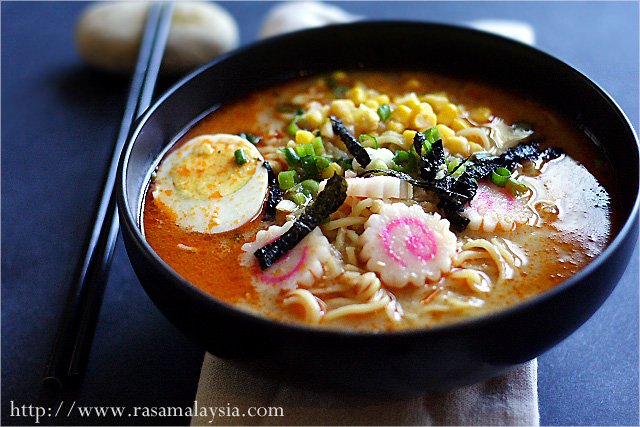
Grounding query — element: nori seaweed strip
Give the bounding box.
[362,141,561,231]
[413,131,427,176]
[424,140,446,180]
[360,169,473,202]
[413,131,426,156]
[439,201,471,231]
[539,147,564,162]
[466,142,564,180]
[330,116,371,167]
[254,173,347,270]
[359,168,475,231]
[262,161,283,222]
[435,174,478,231]
[413,133,446,181]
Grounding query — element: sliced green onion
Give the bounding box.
[409,144,419,159]
[301,179,320,196]
[234,149,247,165]
[394,150,411,163]
[283,146,300,165]
[449,160,466,178]
[423,126,440,145]
[423,140,432,156]
[392,150,416,173]
[311,136,325,155]
[287,115,302,136]
[491,167,511,187]
[506,177,528,195]
[377,104,391,122]
[278,170,297,190]
[358,134,378,149]
[295,144,316,157]
[342,158,353,170]
[327,76,348,97]
[289,192,307,205]
[447,157,462,173]
[413,134,433,157]
[301,155,318,177]
[315,156,331,170]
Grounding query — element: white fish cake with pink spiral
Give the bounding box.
[241,221,341,291]
[359,203,457,287]
[461,180,535,232]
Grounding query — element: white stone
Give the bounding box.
[76,1,239,74]
[260,1,360,39]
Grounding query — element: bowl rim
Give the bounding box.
[118,20,640,338]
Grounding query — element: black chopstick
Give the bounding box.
[43,1,175,391]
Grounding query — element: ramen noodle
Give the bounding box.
[142,71,616,331]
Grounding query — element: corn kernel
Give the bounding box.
[438,103,459,126]
[396,93,421,110]
[353,105,380,132]
[330,99,355,122]
[469,142,484,153]
[417,102,434,115]
[436,124,455,139]
[304,109,324,128]
[402,130,417,145]
[364,99,380,110]
[375,94,390,105]
[295,130,315,145]
[412,112,437,132]
[390,105,413,125]
[470,107,492,123]
[321,162,344,179]
[444,135,470,156]
[347,86,366,105]
[406,99,422,111]
[421,94,449,113]
[386,120,405,133]
[451,117,470,132]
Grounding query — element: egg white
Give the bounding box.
[152,134,268,234]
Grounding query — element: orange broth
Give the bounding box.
[142,71,618,330]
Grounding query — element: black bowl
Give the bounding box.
[117,22,639,393]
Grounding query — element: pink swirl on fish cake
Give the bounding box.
[381,217,437,267]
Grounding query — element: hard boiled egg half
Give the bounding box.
[152,134,269,233]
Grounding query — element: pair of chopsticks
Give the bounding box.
[43,2,175,392]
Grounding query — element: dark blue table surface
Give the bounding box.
[2,1,638,425]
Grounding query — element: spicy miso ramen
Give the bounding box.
[142,71,616,331]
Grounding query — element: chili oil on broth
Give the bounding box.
[142,71,616,331]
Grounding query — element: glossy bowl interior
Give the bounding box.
[117,22,639,393]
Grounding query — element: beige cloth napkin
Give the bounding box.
[191,353,539,426]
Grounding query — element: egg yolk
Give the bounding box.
[169,137,258,200]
